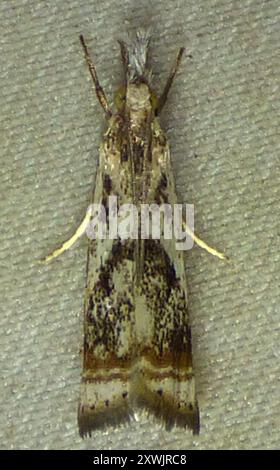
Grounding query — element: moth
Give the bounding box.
[43,31,226,437]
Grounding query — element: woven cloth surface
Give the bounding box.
[1,0,279,449]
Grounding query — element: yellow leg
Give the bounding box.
[41,208,92,264]
[183,221,229,261]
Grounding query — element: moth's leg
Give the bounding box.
[79,34,112,118]
[183,221,229,261]
[156,47,185,115]
[41,208,92,263]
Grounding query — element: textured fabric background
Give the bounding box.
[1,0,279,450]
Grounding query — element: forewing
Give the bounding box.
[78,118,136,436]
[133,120,199,434]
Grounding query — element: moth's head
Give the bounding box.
[119,29,151,84]
[115,30,158,112]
